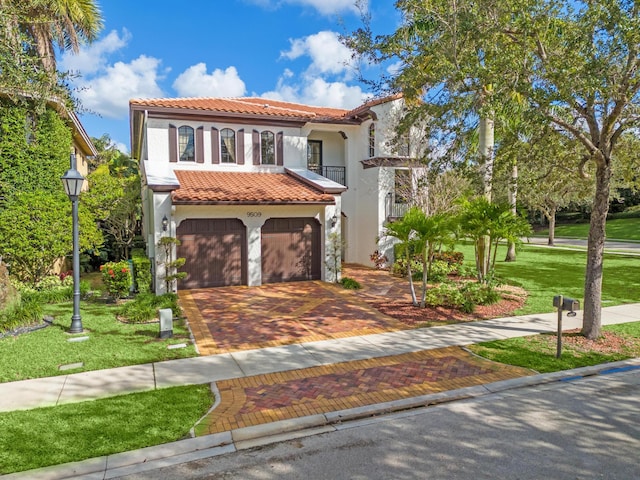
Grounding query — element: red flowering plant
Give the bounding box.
[100,260,132,299]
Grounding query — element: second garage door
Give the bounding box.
[261,217,321,283]
[176,218,246,289]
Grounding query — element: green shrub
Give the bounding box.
[433,251,464,266]
[422,280,500,313]
[116,293,180,323]
[131,249,152,294]
[340,277,362,289]
[0,298,43,332]
[101,261,132,299]
[460,282,500,306]
[392,257,424,278]
[424,282,464,308]
[428,260,456,283]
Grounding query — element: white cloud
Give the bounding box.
[75,55,165,119]
[290,0,364,15]
[172,64,246,97]
[62,29,165,119]
[281,31,355,77]
[60,29,130,76]
[248,0,365,16]
[262,75,369,109]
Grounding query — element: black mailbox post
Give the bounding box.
[553,295,581,358]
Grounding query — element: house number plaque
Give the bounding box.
[246,211,262,217]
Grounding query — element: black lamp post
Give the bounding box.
[61,153,85,334]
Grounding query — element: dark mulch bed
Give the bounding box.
[370,286,528,328]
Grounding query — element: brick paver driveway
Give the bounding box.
[179,265,410,355]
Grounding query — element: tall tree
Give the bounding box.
[349,0,640,339]
[2,0,102,73]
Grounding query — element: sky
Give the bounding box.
[59,0,401,153]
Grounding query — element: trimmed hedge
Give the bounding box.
[131,249,152,294]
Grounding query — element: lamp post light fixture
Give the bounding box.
[61,153,85,334]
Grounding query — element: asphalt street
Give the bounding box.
[114,368,640,480]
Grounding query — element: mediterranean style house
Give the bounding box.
[129,94,427,293]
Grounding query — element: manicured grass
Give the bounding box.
[535,217,640,241]
[453,242,640,315]
[468,322,640,373]
[0,385,213,475]
[0,300,197,382]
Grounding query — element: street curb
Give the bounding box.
[5,357,640,480]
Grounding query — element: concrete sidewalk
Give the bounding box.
[1,302,638,413]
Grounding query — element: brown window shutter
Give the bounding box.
[211,127,219,164]
[276,131,284,166]
[237,129,245,165]
[196,127,204,163]
[252,130,260,165]
[168,124,177,163]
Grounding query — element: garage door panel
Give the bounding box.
[177,219,246,289]
[261,218,320,283]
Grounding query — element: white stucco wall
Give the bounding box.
[145,118,307,173]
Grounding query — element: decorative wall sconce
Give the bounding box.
[162,215,169,232]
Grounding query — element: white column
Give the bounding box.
[243,217,266,287]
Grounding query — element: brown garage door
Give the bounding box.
[261,217,321,283]
[176,218,246,289]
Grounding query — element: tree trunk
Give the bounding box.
[478,116,494,201]
[478,114,494,280]
[505,161,518,262]
[582,160,611,340]
[547,206,557,246]
[406,253,418,306]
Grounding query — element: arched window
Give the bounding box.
[261,131,275,165]
[368,123,375,157]
[178,126,195,162]
[220,128,236,163]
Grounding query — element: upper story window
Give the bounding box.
[368,123,375,157]
[178,126,195,162]
[261,131,275,165]
[220,128,236,163]
[307,140,322,169]
[397,132,410,157]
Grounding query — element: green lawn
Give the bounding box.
[0,300,197,382]
[535,217,640,241]
[0,385,213,475]
[454,242,640,315]
[468,321,640,373]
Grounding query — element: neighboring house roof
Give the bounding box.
[67,109,98,157]
[0,90,97,157]
[171,170,336,205]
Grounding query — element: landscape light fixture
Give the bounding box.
[61,153,85,334]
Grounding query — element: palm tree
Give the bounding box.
[5,0,102,73]
[457,197,532,284]
[406,211,452,308]
[384,215,419,306]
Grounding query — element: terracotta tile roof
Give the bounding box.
[172,171,336,205]
[130,97,349,120]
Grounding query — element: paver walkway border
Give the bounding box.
[1,303,638,412]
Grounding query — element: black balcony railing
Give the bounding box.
[308,165,346,186]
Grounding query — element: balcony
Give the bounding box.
[308,165,346,186]
[385,193,409,221]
